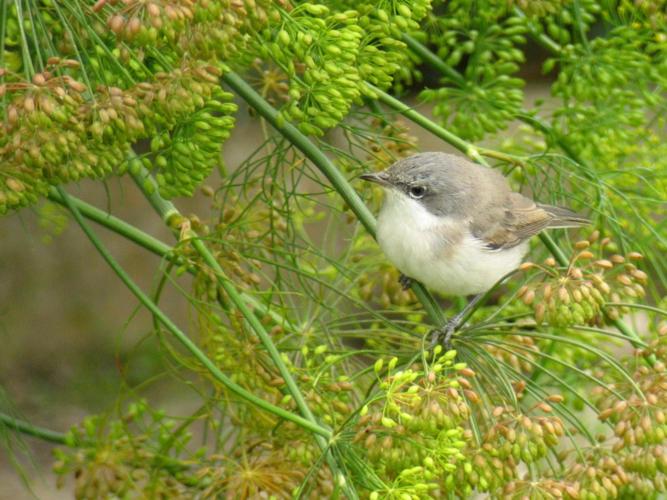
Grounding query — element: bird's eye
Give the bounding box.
[409,186,426,199]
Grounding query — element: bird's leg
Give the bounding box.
[398,273,413,291]
[429,293,485,350]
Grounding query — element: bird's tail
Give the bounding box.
[540,204,590,228]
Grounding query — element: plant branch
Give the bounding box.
[512,8,563,54]
[55,186,332,440]
[127,169,357,498]
[0,411,69,445]
[46,188,295,333]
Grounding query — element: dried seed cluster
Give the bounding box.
[518,232,647,327]
[0,62,236,212]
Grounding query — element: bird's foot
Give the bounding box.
[398,273,413,291]
[429,318,459,351]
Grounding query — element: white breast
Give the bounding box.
[376,190,528,296]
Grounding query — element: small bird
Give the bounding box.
[360,152,589,346]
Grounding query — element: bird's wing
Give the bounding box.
[473,193,588,251]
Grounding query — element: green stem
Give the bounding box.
[227,74,376,233]
[55,186,331,439]
[512,7,563,54]
[367,81,484,164]
[46,189,293,331]
[128,171,356,498]
[0,411,68,445]
[402,34,467,87]
[223,71,446,326]
[13,0,35,78]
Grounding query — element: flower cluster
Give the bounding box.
[53,402,193,498]
[264,4,364,136]
[418,4,527,140]
[354,350,474,497]
[257,1,431,136]
[533,0,600,45]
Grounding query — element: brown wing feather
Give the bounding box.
[474,193,586,250]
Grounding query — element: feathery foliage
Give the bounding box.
[1,0,667,498]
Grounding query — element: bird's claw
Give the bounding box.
[429,319,458,351]
[398,273,413,291]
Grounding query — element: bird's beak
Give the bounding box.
[360,171,391,187]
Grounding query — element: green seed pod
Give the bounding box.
[278,29,290,45]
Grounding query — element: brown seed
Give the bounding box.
[42,97,57,116]
[147,2,161,17]
[544,257,556,267]
[598,408,613,421]
[522,289,535,305]
[164,5,178,19]
[631,269,648,283]
[514,380,526,395]
[641,415,652,432]
[268,377,285,387]
[109,14,125,34]
[522,416,532,430]
[616,274,632,286]
[6,178,25,192]
[68,80,87,93]
[62,59,81,68]
[381,435,393,449]
[32,73,46,85]
[610,254,625,264]
[93,0,107,12]
[613,400,628,413]
[507,428,516,442]
[464,389,480,403]
[578,250,594,259]
[151,15,163,28]
[575,240,590,249]
[458,377,472,389]
[23,96,35,112]
[126,17,142,36]
[613,419,627,436]
[537,402,553,412]
[627,252,643,260]
[594,259,613,269]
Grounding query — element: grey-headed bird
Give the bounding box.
[361,152,589,346]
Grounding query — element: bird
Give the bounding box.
[360,152,589,347]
